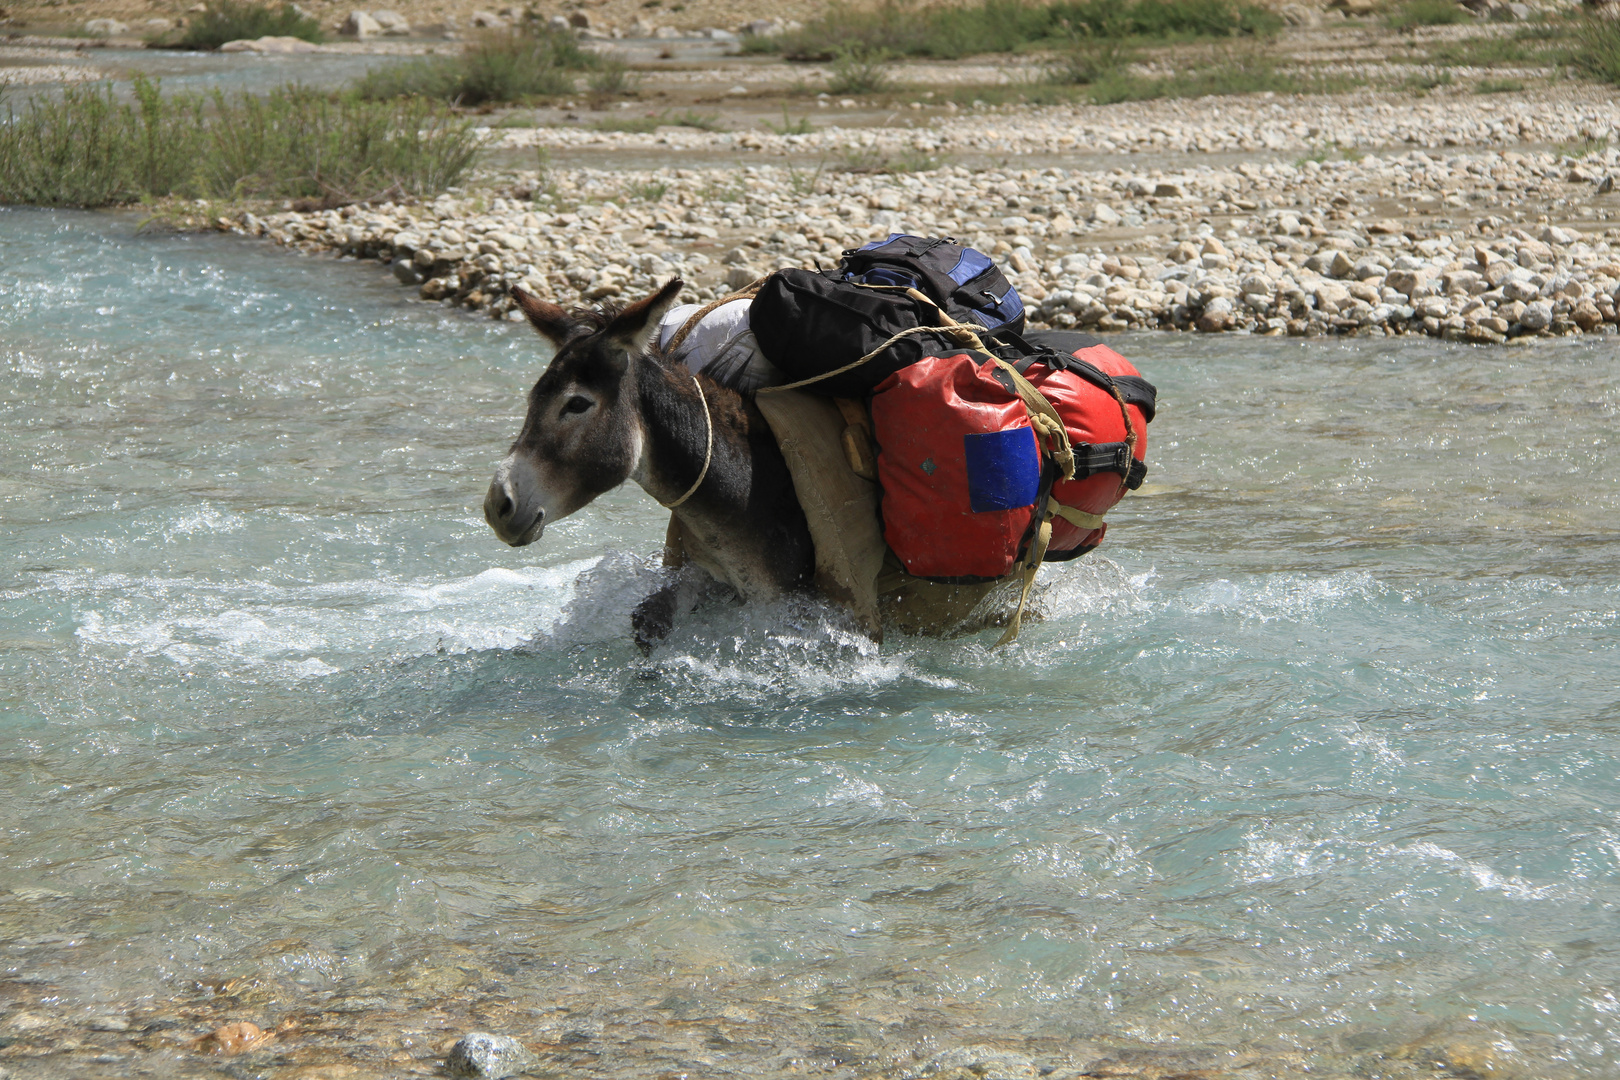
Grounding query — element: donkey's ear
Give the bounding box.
[512,287,577,348]
[604,278,685,356]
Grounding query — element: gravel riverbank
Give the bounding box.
[236,93,1620,343]
[496,85,1620,158]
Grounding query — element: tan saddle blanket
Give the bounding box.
[751,390,1006,642]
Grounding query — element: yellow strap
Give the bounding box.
[994,517,1052,648]
[991,359,1075,482]
[992,500,1103,648]
[1051,503,1106,531]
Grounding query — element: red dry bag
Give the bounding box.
[869,340,1153,581]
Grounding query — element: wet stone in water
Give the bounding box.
[913,1045,1039,1080]
[445,1032,539,1078]
[196,1020,274,1055]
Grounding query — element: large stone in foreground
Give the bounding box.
[445,1033,538,1079]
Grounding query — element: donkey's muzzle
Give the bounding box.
[484,475,543,546]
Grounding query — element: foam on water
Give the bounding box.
[58,559,590,674]
[4,208,1620,1075]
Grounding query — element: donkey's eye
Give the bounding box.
[561,395,593,416]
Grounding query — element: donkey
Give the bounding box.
[483,279,816,649]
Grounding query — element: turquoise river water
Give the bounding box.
[2,207,1619,1077]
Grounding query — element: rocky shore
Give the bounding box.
[496,83,1620,157]
[233,95,1620,343]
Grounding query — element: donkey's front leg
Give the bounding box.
[632,582,682,654]
[631,572,722,653]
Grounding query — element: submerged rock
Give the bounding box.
[446,1032,538,1078]
[911,1045,1038,1080]
[195,1021,273,1055]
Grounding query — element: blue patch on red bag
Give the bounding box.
[963,427,1041,513]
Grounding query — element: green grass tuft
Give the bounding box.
[585,57,640,102]
[0,76,476,208]
[1571,14,1620,84]
[1082,46,1354,101]
[1402,68,1454,91]
[1475,76,1524,92]
[592,114,661,132]
[762,105,814,134]
[760,0,1280,62]
[940,83,1086,105]
[1555,135,1610,159]
[826,45,897,93]
[624,179,670,201]
[1046,37,1140,83]
[176,0,324,49]
[667,109,722,130]
[839,146,945,173]
[591,109,719,133]
[1424,26,1559,66]
[354,26,599,105]
[1386,0,1473,30]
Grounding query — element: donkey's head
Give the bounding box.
[484,278,684,546]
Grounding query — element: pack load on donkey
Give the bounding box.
[662,234,1157,644]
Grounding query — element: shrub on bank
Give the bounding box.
[1385,0,1474,30]
[0,77,476,208]
[1424,28,1557,67]
[1572,15,1620,84]
[752,0,1282,62]
[826,46,898,93]
[177,0,324,49]
[1078,46,1353,101]
[1046,37,1140,83]
[355,26,599,104]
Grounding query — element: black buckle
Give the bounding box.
[1105,443,1131,476]
[1073,442,1142,485]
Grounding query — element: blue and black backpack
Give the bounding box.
[838,234,1025,338]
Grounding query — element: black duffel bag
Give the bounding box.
[749,267,981,398]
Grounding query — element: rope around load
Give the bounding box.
[690,274,1124,644]
[756,323,990,394]
[656,282,761,511]
[1108,381,1138,499]
[659,375,712,510]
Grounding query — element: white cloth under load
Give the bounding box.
[657,299,783,394]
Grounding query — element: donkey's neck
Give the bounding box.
[629,355,716,509]
[626,354,813,600]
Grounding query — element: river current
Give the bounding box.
[2,207,1618,1077]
